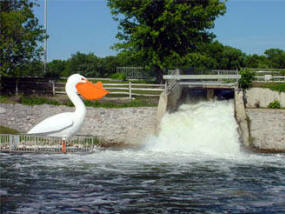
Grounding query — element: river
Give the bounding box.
[1,101,285,213]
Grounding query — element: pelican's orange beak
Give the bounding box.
[76,81,109,100]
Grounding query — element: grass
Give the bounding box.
[84,99,156,108]
[20,96,60,105]
[0,96,14,104]
[253,82,285,92]
[0,126,20,134]
[0,95,157,108]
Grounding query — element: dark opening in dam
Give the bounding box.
[179,87,235,104]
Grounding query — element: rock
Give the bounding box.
[0,107,6,114]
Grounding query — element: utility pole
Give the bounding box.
[44,0,47,74]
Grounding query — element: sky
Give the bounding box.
[33,0,285,61]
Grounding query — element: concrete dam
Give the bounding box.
[156,72,285,153]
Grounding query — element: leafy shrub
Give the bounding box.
[238,69,256,89]
[110,72,127,81]
[267,100,281,109]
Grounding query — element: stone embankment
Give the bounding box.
[0,103,157,145]
[246,87,285,108]
[242,87,285,152]
[246,108,285,152]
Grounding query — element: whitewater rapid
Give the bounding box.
[144,100,241,158]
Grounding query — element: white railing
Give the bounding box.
[165,69,180,95]
[0,134,99,153]
[163,74,241,80]
[164,74,285,83]
[105,82,164,99]
[255,75,285,82]
[212,69,239,75]
[55,81,165,99]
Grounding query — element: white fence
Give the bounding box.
[104,82,165,98]
[255,75,285,82]
[0,134,99,153]
[55,81,165,99]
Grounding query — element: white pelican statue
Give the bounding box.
[28,74,109,152]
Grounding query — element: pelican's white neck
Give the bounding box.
[65,83,86,116]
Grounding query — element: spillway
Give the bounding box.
[146,100,242,159]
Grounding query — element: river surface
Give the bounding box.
[1,101,285,213]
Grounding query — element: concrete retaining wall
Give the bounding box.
[234,89,250,148]
[0,103,157,145]
[246,87,285,108]
[247,108,285,152]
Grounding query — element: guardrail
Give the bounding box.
[0,134,99,153]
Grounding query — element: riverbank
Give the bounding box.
[0,103,157,145]
[1,87,285,153]
[241,87,285,152]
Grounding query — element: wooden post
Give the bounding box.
[15,79,19,95]
[129,81,132,99]
[52,80,55,96]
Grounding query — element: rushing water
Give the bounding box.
[1,101,285,213]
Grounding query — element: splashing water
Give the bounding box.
[145,100,241,158]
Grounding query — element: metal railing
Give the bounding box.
[165,69,180,95]
[0,134,99,153]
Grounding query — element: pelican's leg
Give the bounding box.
[61,139,66,153]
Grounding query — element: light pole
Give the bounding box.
[44,0,47,74]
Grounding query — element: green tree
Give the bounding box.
[200,41,246,70]
[24,60,43,77]
[184,52,217,71]
[0,0,46,77]
[99,56,119,77]
[219,45,246,69]
[62,52,102,77]
[238,69,255,89]
[244,54,269,68]
[46,60,67,78]
[264,48,285,68]
[107,0,226,82]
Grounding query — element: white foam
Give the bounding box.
[145,100,242,159]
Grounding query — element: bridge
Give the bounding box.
[164,74,241,90]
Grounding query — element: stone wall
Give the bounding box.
[234,89,250,148]
[246,108,285,152]
[0,103,157,145]
[246,87,285,108]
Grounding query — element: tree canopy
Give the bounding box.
[0,0,45,77]
[107,0,226,81]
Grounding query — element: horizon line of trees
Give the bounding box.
[25,44,285,79]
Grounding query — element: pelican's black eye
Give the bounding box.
[81,78,86,81]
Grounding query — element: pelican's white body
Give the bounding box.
[28,74,87,139]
